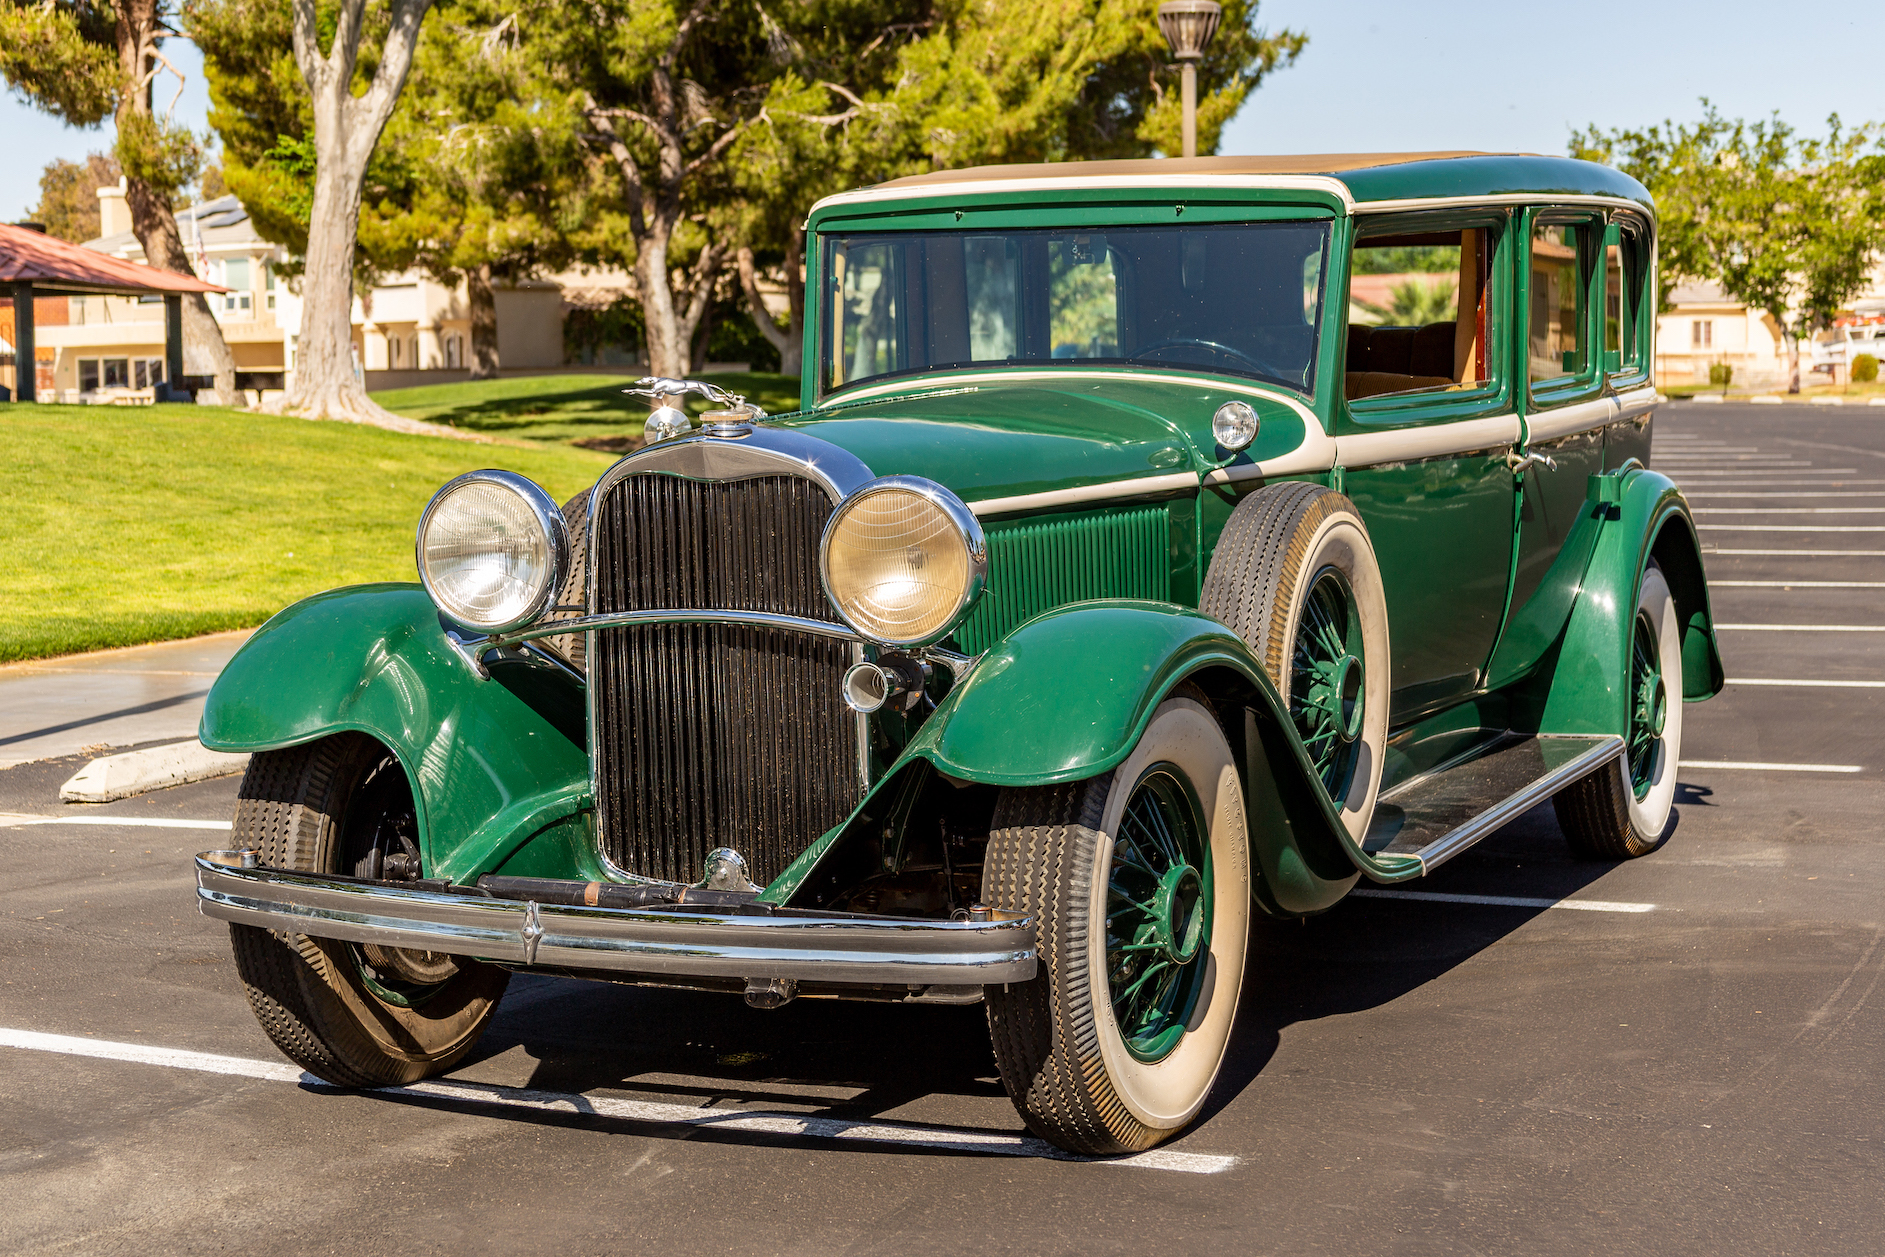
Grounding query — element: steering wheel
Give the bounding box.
[1129,337,1285,380]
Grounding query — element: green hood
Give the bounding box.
[775,373,1316,509]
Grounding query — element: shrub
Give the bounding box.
[1853,353,1879,384]
[1708,362,1733,387]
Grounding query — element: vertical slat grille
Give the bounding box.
[591,473,858,886]
[951,505,1171,655]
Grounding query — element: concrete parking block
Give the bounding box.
[59,740,250,803]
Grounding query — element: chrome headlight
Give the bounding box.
[416,470,570,634]
[820,476,988,647]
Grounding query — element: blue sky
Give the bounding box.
[5,0,1883,223]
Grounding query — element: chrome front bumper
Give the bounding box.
[194,853,1037,986]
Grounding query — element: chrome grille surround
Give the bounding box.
[584,429,875,888]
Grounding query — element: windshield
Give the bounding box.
[821,221,1330,397]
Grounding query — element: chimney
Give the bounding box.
[97,178,133,238]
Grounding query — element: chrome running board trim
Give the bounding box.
[194,855,1037,986]
[1365,734,1626,875]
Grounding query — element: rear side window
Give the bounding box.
[1604,220,1650,378]
[1528,218,1597,392]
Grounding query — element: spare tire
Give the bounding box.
[1199,482,1391,840]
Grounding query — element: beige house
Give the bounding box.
[1655,260,1885,389]
[32,181,624,402]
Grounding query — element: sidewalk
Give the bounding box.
[0,631,251,769]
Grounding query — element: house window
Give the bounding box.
[391,337,402,367]
[102,358,130,388]
[444,334,463,368]
[1692,320,1712,348]
[79,359,100,392]
[224,258,252,312]
[132,358,165,389]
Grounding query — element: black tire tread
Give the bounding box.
[225,736,501,1087]
[984,774,1144,1155]
[1199,482,1356,693]
[1554,758,1655,860]
[541,488,592,671]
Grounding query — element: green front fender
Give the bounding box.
[1535,469,1725,738]
[199,584,594,885]
[773,602,1384,915]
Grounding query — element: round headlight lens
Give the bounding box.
[416,471,569,633]
[821,478,987,647]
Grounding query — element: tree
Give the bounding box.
[726,0,1305,376]
[269,0,437,423]
[28,151,121,242]
[1573,103,1885,393]
[358,0,587,379]
[1,0,241,402]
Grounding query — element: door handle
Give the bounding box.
[1506,451,1559,476]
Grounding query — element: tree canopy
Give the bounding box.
[1573,102,1885,389]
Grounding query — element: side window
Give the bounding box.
[1527,216,1597,397]
[829,239,905,389]
[1604,219,1650,379]
[1345,221,1500,406]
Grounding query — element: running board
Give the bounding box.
[1363,734,1625,874]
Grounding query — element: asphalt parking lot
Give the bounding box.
[3,401,1881,1256]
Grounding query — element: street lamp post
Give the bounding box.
[1157,0,1222,158]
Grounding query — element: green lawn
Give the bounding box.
[2,404,614,663]
[371,371,803,449]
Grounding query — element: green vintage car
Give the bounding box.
[196,152,1722,1156]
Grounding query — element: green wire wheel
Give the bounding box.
[1555,563,1685,859]
[1289,566,1368,802]
[1105,765,1214,1063]
[983,690,1251,1156]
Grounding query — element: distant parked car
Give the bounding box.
[196,153,1723,1156]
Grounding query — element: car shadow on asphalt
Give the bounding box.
[1195,800,1684,1131]
[369,799,1685,1160]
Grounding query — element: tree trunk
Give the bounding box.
[467,264,500,379]
[274,0,476,438]
[634,228,686,377]
[122,178,240,405]
[736,242,801,377]
[111,0,240,406]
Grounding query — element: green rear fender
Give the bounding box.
[776,601,1373,916]
[1534,469,1725,737]
[199,584,594,885]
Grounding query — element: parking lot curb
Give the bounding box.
[60,741,250,803]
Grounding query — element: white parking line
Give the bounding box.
[1679,760,1864,773]
[1728,678,1885,689]
[1679,479,1885,487]
[1711,581,1885,588]
[1714,624,1885,632]
[1705,549,1885,556]
[0,1027,1236,1174]
[1683,492,1885,498]
[1672,470,1860,476]
[1695,508,1885,514]
[1700,525,1885,532]
[0,813,232,830]
[1349,889,1655,913]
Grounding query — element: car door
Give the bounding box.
[1335,209,1521,724]
[1487,209,1643,689]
